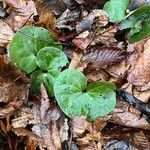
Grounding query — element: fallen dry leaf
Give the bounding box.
[0,55,28,103]
[109,100,150,130]
[5,0,37,31]
[31,85,61,150]
[0,20,14,48]
[82,46,125,69]
[85,68,109,82]
[69,50,83,69]
[34,0,56,32]
[76,9,108,34]
[71,116,93,138]
[127,38,150,87]
[59,118,69,143]
[132,131,150,150]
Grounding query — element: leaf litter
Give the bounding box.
[0,0,150,149]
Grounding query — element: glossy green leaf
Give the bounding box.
[8,26,62,73]
[31,69,60,96]
[36,47,68,71]
[54,69,116,121]
[103,0,129,22]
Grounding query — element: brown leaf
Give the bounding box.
[69,50,83,69]
[133,89,150,103]
[5,0,37,31]
[76,9,108,33]
[56,9,80,30]
[82,46,125,69]
[91,26,117,46]
[11,106,35,128]
[109,100,150,130]
[72,30,92,49]
[12,127,42,149]
[85,68,109,82]
[0,55,28,103]
[35,0,56,32]
[31,85,61,150]
[59,118,69,142]
[0,101,21,118]
[0,20,14,48]
[42,0,66,16]
[71,116,93,138]
[127,39,150,86]
[132,131,150,150]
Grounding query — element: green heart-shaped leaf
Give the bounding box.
[8,26,62,73]
[36,47,68,71]
[54,69,116,121]
[103,0,129,22]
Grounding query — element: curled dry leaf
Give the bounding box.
[59,118,69,142]
[109,100,150,130]
[56,9,80,30]
[69,50,83,69]
[12,127,42,149]
[76,9,108,33]
[71,116,104,149]
[71,116,93,138]
[0,20,14,48]
[0,101,22,118]
[5,0,37,31]
[11,106,35,128]
[133,89,150,103]
[132,131,150,150]
[82,46,125,69]
[91,26,117,46]
[127,38,150,86]
[31,85,61,150]
[0,55,28,103]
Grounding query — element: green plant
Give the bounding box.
[120,5,150,42]
[8,26,68,96]
[8,26,116,121]
[103,0,129,22]
[104,2,150,42]
[54,69,116,121]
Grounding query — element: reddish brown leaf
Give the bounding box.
[82,46,125,69]
[5,0,37,31]
[109,100,150,130]
[127,39,150,86]
[0,55,28,104]
[0,20,14,48]
[76,9,108,33]
[133,131,150,150]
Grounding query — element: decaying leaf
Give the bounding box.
[34,0,56,32]
[109,100,150,130]
[59,118,69,142]
[0,55,28,103]
[127,38,150,86]
[56,9,80,30]
[5,0,37,31]
[12,127,42,149]
[82,46,125,69]
[71,116,93,138]
[76,9,108,33]
[0,20,14,48]
[31,85,61,150]
[132,131,150,150]
[69,50,83,69]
